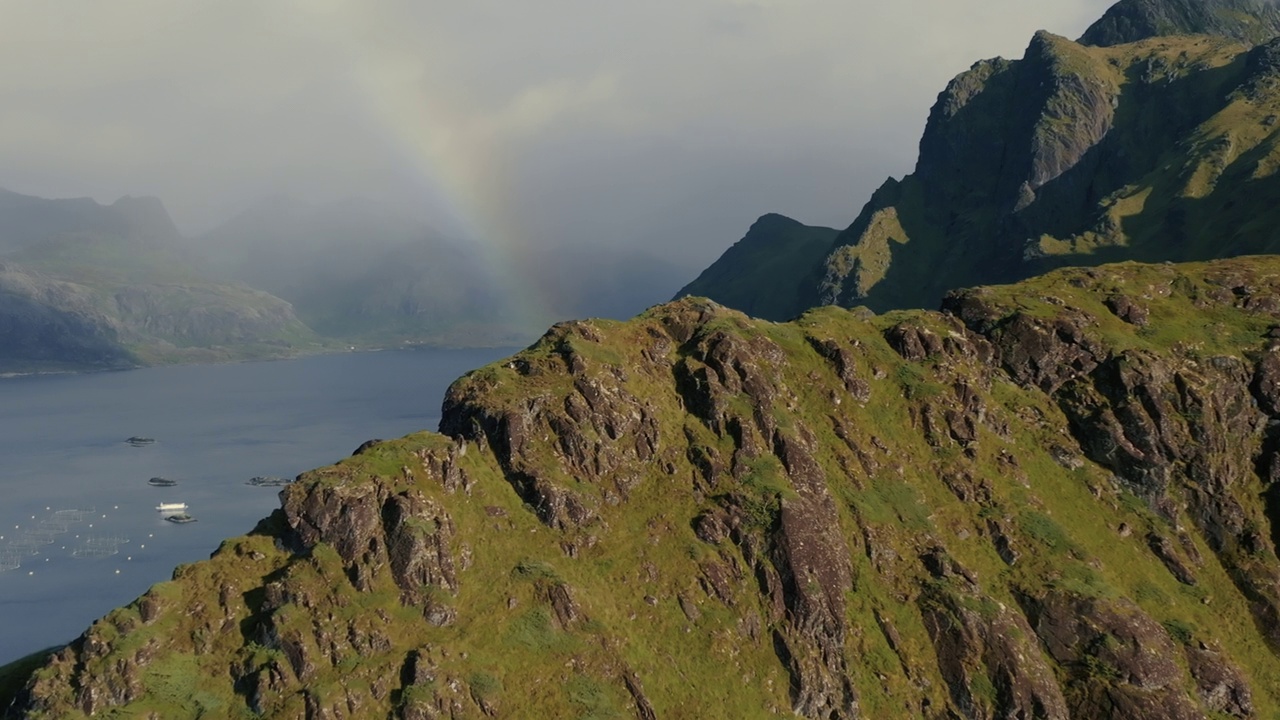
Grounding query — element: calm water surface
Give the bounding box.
[0,347,512,664]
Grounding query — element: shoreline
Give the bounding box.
[0,338,531,381]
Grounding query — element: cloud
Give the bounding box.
[0,0,1116,265]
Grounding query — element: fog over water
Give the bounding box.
[2,1,1112,273]
[0,348,510,664]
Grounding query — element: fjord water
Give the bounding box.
[0,347,512,664]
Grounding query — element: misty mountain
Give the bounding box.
[0,190,315,372]
[0,185,692,372]
[683,0,1280,320]
[523,240,689,322]
[0,188,180,257]
[197,195,433,299]
[198,196,690,345]
[196,196,531,346]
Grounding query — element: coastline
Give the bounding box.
[0,335,534,381]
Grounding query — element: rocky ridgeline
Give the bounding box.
[11,257,1280,718]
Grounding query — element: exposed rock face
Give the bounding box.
[12,257,1280,718]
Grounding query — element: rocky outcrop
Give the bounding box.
[12,258,1280,718]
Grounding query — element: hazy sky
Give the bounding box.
[1,0,1114,269]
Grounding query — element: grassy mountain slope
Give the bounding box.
[9,256,1280,718]
[688,1,1280,323]
[818,29,1280,315]
[196,197,531,348]
[0,191,320,372]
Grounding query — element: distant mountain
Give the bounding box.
[196,197,529,347]
[0,190,316,372]
[0,189,179,256]
[198,197,690,346]
[0,185,687,372]
[675,213,837,321]
[685,0,1280,319]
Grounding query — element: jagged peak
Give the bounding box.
[745,212,805,234]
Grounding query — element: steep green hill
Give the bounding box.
[688,0,1280,322]
[9,256,1280,718]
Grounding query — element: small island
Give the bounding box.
[164,513,196,524]
[125,437,155,447]
[246,476,291,487]
[147,477,177,487]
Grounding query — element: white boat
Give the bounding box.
[156,502,188,512]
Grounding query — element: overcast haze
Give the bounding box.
[1,0,1114,271]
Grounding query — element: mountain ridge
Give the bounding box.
[682,0,1280,321]
[8,255,1280,718]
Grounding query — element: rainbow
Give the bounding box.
[309,5,566,337]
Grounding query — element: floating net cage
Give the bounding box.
[22,529,57,545]
[5,536,44,556]
[71,545,118,559]
[0,507,108,563]
[54,508,95,523]
[38,518,72,532]
[71,535,129,559]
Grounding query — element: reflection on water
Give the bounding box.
[0,347,511,664]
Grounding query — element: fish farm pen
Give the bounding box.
[0,507,114,571]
